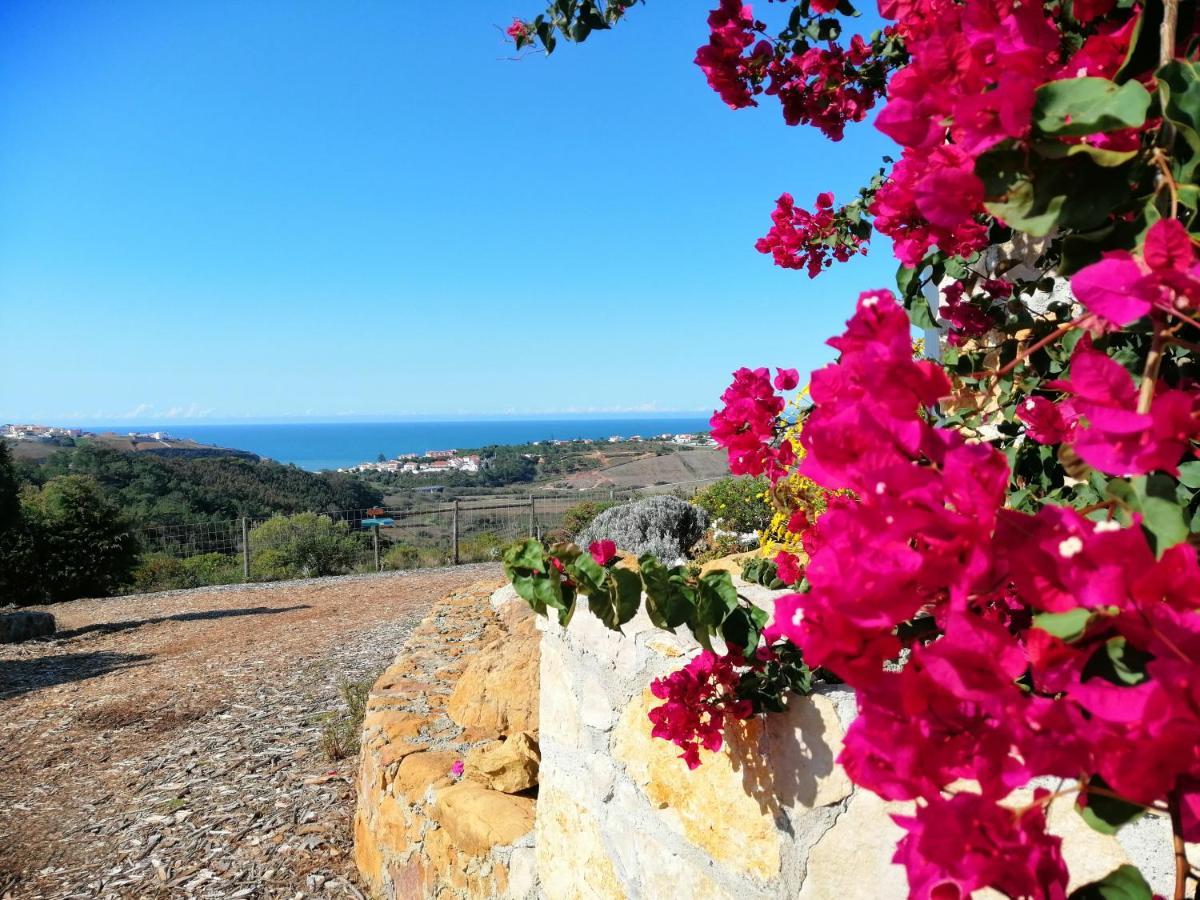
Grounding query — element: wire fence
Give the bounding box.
[129,478,723,594]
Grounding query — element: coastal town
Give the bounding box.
[2,424,181,443]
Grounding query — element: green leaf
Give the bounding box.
[1034,78,1152,137]
[1106,475,1190,554]
[571,553,607,595]
[905,294,938,330]
[1032,608,1093,642]
[1076,778,1147,836]
[1067,864,1152,899]
[1158,60,1200,182]
[1033,141,1138,167]
[1082,636,1152,686]
[1180,460,1200,489]
[503,537,545,575]
[978,147,1136,237]
[720,606,760,652]
[610,566,643,628]
[895,262,921,298]
[639,554,694,629]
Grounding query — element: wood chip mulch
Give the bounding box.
[0,565,503,899]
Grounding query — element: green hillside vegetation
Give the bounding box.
[16,443,382,526]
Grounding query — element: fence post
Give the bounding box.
[241,517,250,582]
[609,489,615,501]
[452,499,460,566]
[528,494,537,538]
[372,525,381,572]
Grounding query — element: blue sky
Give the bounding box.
[0,1,898,424]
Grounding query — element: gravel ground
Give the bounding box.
[0,565,503,899]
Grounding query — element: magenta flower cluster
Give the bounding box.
[648,650,754,770]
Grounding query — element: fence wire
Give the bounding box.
[129,477,725,593]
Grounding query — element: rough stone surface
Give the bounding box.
[0,610,55,643]
[466,730,540,795]
[446,601,540,741]
[353,581,539,900]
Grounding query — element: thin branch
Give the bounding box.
[1138,314,1167,415]
[1170,789,1188,900]
[978,315,1092,381]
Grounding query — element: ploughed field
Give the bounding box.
[0,565,500,899]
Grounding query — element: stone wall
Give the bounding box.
[353,579,540,899]
[357,572,1191,898]
[531,567,1187,899]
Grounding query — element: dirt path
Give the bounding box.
[0,565,503,899]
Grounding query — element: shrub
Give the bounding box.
[577,495,707,561]
[18,475,140,603]
[381,543,421,570]
[691,477,771,534]
[248,512,365,580]
[561,499,616,536]
[459,531,508,562]
[131,552,243,592]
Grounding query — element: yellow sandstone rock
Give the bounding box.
[431,782,536,856]
[465,730,540,794]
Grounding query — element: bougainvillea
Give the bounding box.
[504,0,1200,896]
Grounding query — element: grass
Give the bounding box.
[318,674,377,761]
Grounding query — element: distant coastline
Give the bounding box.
[56,416,714,472]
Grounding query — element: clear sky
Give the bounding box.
[0,1,898,424]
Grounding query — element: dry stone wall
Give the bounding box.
[356,572,1191,898]
[353,579,540,899]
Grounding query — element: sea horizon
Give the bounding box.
[63,415,714,472]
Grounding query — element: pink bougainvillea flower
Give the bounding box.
[450,759,465,778]
[588,540,617,566]
[1049,336,1199,475]
[892,792,1069,899]
[505,18,528,40]
[1071,219,1200,327]
[694,0,761,110]
[710,366,796,480]
[648,650,754,769]
[774,550,803,585]
[773,367,800,391]
[756,192,868,276]
[1016,396,1077,445]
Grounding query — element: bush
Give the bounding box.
[18,475,140,603]
[381,543,421,570]
[577,495,707,561]
[132,552,242,592]
[561,499,616,537]
[381,542,450,570]
[459,531,508,562]
[248,512,365,580]
[691,477,771,534]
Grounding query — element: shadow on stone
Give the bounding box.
[0,650,152,699]
[730,695,840,817]
[51,604,312,641]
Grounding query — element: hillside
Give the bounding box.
[550,446,730,490]
[4,433,258,463]
[15,444,382,526]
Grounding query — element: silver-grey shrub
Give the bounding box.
[576,495,708,562]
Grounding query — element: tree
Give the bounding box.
[0,443,35,604]
[21,475,140,602]
[504,2,1200,896]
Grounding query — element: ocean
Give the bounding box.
[88,417,713,472]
